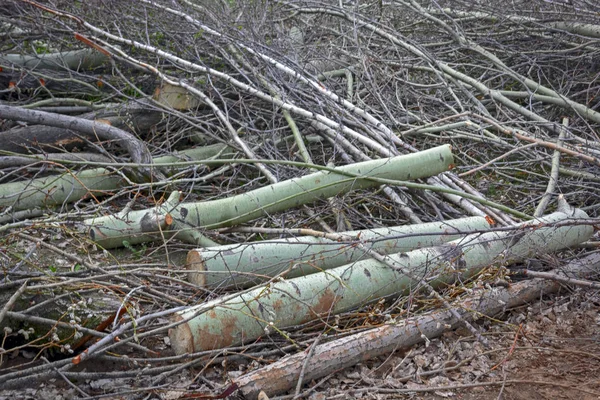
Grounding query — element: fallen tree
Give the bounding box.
[1,48,109,71]
[0,105,152,166]
[0,143,235,212]
[0,100,164,155]
[186,216,492,288]
[0,167,121,211]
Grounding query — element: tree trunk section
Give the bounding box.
[186,216,491,288]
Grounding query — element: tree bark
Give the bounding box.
[0,143,235,213]
[186,216,492,288]
[85,145,454,248]
[1,48,109,71]
[0,104,153,165]
[0,168,121,211]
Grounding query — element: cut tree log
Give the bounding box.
[186,216,492,288]
[0,143,235,212]
[0,99,164,155]
[0,168,121,211]
[168,202,593,353]
[0,153,116,168]
[232,251,600,399]
[86,144,454,248]
[153,82,201,110]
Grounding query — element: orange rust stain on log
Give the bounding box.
[197,314,238,350]
[309,288,337,318]
[272,298,284,312]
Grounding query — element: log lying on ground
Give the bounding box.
[0,99,164,155]
[0,144,234,212]
[0,48,111,100]
[233,251,600,399]
[86,144,454,249]
[153,143,236,174]
[169,202,593,353]
[0,168,122,211]
[0,153,114,168]
[0,101,163,153]
[186,216,492,288]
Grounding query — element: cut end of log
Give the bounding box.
[186,249,207,287]
[153,82,200,110]
[88,227,102,241]
[168,313,195,355]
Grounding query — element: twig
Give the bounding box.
[0,280,28,325]
[293,334,324,399]
[517,269,600,289]
[534,118,568,217]
[41,356,91,398]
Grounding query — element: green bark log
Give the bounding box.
[0,144,234,213]
[187,216,491,288]
[86,145,454,248]
[233,252,600,399]
[169,204,593,353]
[0,168,121,211]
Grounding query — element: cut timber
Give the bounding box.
[186,216,492,288]
[169,203,593,353]
[153,82,201,110]
[233,252,600,399]
[0,99,163,155]
[0,168,121,211]
[0,144,234,212]
[86,145,454,248]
